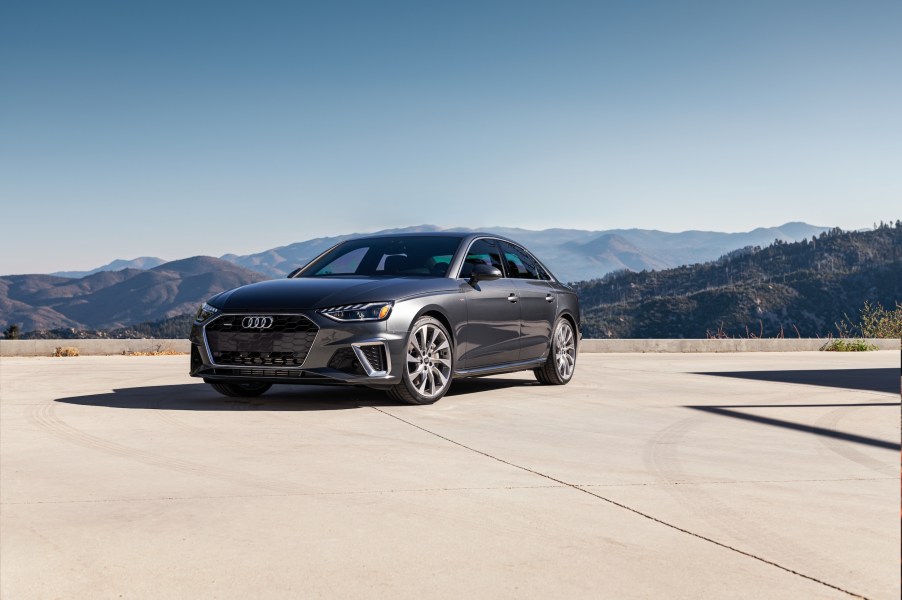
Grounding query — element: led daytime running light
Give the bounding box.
[320,302,393,322]
[195,302,220,322]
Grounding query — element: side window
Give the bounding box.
[459,239,505,278]
[499,242,549,280]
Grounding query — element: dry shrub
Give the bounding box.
[122,349,187,356]
[53,347,80,357]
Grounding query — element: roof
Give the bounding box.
[351,231,515,243]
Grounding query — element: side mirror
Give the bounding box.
[469,263,502,284]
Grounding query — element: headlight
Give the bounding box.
[195,302,220,322]
[319,302,392,322]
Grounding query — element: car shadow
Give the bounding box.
[685,404,901,451]
[446,377,539,396]
[693,368,900,395]
[53,377,539,412]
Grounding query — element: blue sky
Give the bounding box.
[1,1,900,273]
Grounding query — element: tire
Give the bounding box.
[209,381,272,398]
[387,316,454,405]
[535,317,576,385]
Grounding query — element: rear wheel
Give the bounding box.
[209,381,272,397]
[535,318,576,385]
[388,317,453,405]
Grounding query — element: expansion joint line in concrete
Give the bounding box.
[370,406,869,600]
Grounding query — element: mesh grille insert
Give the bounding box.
[359,345,386,372]
[205,314,318,367]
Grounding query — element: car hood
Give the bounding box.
[209,277,460,311]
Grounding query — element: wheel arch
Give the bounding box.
[416,308,455,345]
[556,310,580,350]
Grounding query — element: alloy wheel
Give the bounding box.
[406,323,452,399]
[554,321,576,380]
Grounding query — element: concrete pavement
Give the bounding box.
[1,352,899,599]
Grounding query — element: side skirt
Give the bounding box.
[454,358,546,379]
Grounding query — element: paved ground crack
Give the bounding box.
[371,406,869,599]
[580,476,895,487]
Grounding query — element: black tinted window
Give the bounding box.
[300,236,461,277]
[499,241,549,280]
[459,239,505,278]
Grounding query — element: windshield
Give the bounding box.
[297,236,463,278]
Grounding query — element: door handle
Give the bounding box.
[545,294,554,303]
[507,293,518,303]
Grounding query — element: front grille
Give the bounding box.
[205,314,318,367]
[213,351,305,367]
[210,368,329,379]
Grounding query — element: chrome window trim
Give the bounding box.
[453,236,506,279]
[498,240,556,282]
[202,312,320,370]
[453,236,558,282]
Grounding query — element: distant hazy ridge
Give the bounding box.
[48,222,825,281]
[218,222,827,283]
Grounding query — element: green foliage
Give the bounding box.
[573,224,902,338]
[836,301,902,339]
[858,301,902,339]
[822,339,877,352]
[3,324,20,339]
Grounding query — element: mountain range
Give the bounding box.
[1,257,265,331]
[44,222,827,283]
[1,222,832,333]
[574,224,901,338]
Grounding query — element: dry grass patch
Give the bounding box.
[52,347,80,357]
[121,348,187,356]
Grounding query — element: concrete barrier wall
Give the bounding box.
[580,338,899,353]
[0,339,191,357]
[0,337,897,357]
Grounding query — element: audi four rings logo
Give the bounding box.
[242,316,274,329]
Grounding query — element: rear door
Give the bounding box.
[498,241,556,362]
[458,239,521,369]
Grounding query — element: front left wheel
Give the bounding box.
[209,381,272,397]
[388,316,454,405]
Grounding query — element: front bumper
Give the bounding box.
[189,310,406,388]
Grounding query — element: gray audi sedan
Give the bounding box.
[190,232,580,404]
